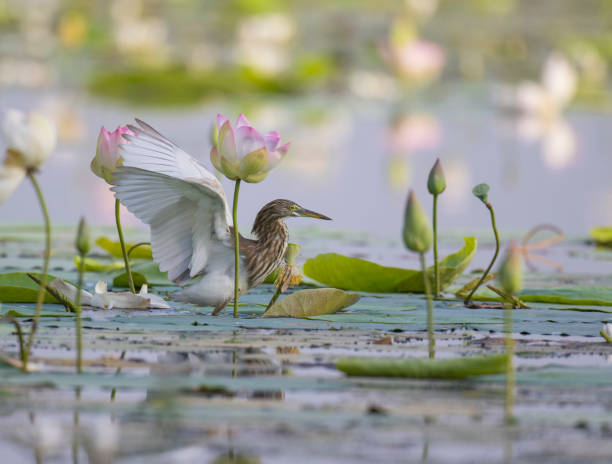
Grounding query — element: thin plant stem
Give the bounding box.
[464,202,500,305]
[419,252,435,359]
[24,172,51,368]
[232,180,241,318]
[115,199,135,293]
[75,252,85,373]
[504,303,515,425]
[110,350,126,402]
[432,194,440,298]
[266,285,283,311]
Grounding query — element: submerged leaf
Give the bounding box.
[96,237,153,260]
[337,353,508,379]
[0,272,60,303]
[263,288,361,318]
[303,237,476,293]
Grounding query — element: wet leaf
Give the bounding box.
[96,237,153,259]
[469,285,612,307]
[0,272,60,303]
[303,237,476,293]
[590,227,612,247]
[263,288,361,318]
[336,353,508,379]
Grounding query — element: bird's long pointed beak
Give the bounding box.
[296,208,332,220]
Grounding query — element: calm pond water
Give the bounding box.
[1,88,611,239]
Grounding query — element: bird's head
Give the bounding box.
[253,199,331,230]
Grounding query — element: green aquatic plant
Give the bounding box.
[464,183,500,306]
[498,241,523,425]
[90,126,138,293]
[74,217,91,373]
[427,158,446,298]
[403,189,435,359]
[211,114,290,317]
[0,110,57,370]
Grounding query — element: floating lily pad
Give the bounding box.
[303,237,476,293]
[590,227,612,247]
[74,255,125,273]
[0,272,60,303]
[468,285,612,307]
[336,353,508,379]
[112,262,174,287]
[263,288,361,318]
[96,237,153,260]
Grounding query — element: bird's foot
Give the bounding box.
[211,297,233,316]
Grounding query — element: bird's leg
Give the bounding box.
[212,296,233,316]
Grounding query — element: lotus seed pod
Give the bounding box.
[498,242,523,295]
[402,190,432,253]
[472,183,490,204]
[76,217,91,255]
[427,158,446,195]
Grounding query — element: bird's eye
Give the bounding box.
[290,204,298,211]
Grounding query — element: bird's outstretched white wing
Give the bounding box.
[111,119,233,284]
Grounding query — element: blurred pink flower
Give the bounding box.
[90,126,134,183]
[211,113,290,183]
[389,113,441,154]
[384,38,446,82]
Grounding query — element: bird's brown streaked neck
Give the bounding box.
[243,208,290,289]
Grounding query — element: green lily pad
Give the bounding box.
[263,288,361,318]
[0,272,60,303]
[336,353,508,379]
[303,237,476,293]
[468,285,612,307]
[112,262,174,287]
[74,255,125,273]
[96,237,153,260]
[590,227,612,247]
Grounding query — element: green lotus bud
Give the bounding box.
[402,190,432,253]
[498,242,523,295]
[284,243,301,265]
[427,158,446,195]
[472,183,490,204]
[76,216,91,255]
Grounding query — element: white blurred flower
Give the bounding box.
[0,163,26,203]
[348,70,399,100]
[83,416,119,464]
[389,113,440,154]
[236,13,295,75]
[541,119,576,170]
[1,110,57,169]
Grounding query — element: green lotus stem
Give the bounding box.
[75,251,85,373]
[464,202,500,305]
[232,179,241,318]
[73,386,81,464]
[115,199,135,293]
[504,302,515,425]
[266,285,283,310]
[24,172,51,369]
[1,315,25,363]
[127,241,151,258]
[432,194,440,298]
[419,252,435,359]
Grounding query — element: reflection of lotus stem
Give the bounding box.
[432,194,440,298]
[115,199,135,293]
[465,202,500,305]
[504,304,515,425]
[232,180,241,318]
[24,172,51,369]
[75,251,85,373]
[110,350,126,403]
[420,252,435,359]
[72,386,81,463]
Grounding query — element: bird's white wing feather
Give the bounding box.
[111,119,232,284]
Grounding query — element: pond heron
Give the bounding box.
[111,119,330,314]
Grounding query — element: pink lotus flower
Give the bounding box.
[390,39,446,82]
[210,114,290,183]
[90,126,134,183]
